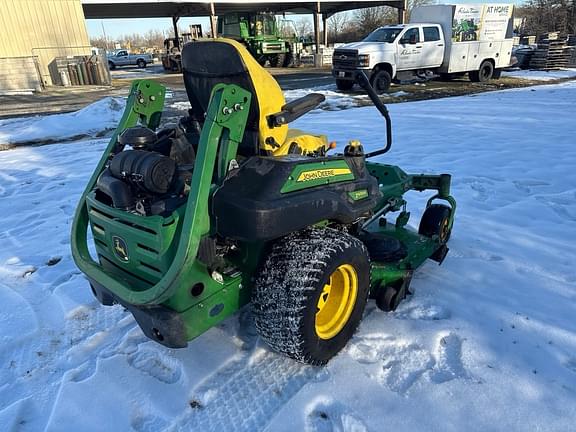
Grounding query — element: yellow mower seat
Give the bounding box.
[275,129,328,156]
[181,38,327,157]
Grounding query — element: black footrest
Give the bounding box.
[358,231,407,263]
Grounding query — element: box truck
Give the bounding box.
[332,4,515,92]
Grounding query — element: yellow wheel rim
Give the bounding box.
[440,217,450,242]
[315,264,358,340]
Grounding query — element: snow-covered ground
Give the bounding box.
[284,85,410,110]
[1,81,576,431]
[0,98,125,148]
[502,67,576,81]
[169,86,409,113]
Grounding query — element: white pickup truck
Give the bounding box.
[107,50,153,70]
[332,4,515,93]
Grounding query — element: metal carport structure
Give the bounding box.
[82,0,407,53]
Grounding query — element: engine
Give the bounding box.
[95,122,197,217]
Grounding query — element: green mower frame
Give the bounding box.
[72,72,455,364]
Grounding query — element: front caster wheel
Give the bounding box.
[374,272,413,312]
[253,227,370,365]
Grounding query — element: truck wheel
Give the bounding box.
[108,61,116,70]
[419,204,452,244]
[137,59,146,68]
[470,60,494,82]
[370,70,391,94]
[252,227,370,365]
[336,79,354,91]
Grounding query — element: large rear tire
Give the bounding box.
[253,227,370,365]
[269,53,286,68]
[256,55,268,66]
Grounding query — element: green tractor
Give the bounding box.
[71,39,456,365]
[217,12,297,67]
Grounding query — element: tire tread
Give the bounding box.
[252,227,369,365]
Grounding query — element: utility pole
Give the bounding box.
[314,1,321,53]
[398,0,408,24]
[210,2,217,38]
[172,15,180,49]
[101,20,109,50]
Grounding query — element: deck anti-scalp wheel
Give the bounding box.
[252,227,370,365]
[419,204,452,244]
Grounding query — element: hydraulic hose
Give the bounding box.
[354,71,393,158]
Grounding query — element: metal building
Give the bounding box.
[0,0,91,92]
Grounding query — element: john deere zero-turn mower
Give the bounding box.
[71,39,456,365]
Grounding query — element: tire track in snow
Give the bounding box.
[171,348,320,431]
[164,309,324,431]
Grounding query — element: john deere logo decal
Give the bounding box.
[112,236,129,262]
[297,168,352,182]
[348,189,369,201]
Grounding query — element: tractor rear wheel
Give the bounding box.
[256,55,268,66]
[253,227,370,365]
[269,53,286,68]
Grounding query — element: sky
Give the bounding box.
[86,17,213,39]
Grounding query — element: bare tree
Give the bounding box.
[293,17,313,38]
[91,27,190,52]
[353,7,396,37]
[327,12,350,43]
[350,0,435,38]
[90,35,109,50]
[517,0,575,37]
[405,0,435,21]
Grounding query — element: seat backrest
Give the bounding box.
[181,38,288,156]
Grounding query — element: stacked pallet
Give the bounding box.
[569,36,576,66]
[529,33,576,69]
[519,35,537,45]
